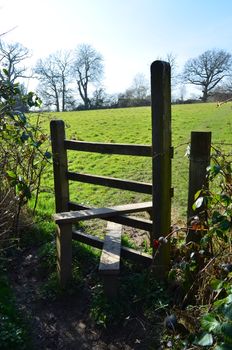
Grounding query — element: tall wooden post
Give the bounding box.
[50,120,70,213]
[50,120,72,287]
[186,131,211,243]
[151,61,172,275]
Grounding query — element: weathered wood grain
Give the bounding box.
[54,201,152,224]
[99,222,122,275]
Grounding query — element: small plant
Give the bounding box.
[195,276,232,349]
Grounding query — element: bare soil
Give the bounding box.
[9,236,162,350]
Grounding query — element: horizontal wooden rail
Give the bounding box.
[67,172,152,194]
[54,201,152,225]
[72,230,152,266]
[65,140,152,157]
[69,202,152,231]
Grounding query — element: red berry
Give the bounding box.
[153,239,160,249]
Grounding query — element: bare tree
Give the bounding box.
[183,49,232,102]
[35,50,73,111]
[130,73,149,99]
[72,44,104,109]
[157,52,178,86]
[0,40,30,83]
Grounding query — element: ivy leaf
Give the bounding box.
[210,278,224,291]
[201,314,221,333]
[219,302,232,321]
[221,323,232,344]
[193,332,213,346]
[214,295,232,308]
[215,344,232,350]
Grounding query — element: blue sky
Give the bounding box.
[1,0,232,96]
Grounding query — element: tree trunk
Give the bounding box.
[62,78,65,112]
[202,88,208,102]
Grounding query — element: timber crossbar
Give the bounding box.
[65,140,152,156]
[53,201,152,225]
[51,60,173,292]
[67,172,152,194]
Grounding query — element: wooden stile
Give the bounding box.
[50,60,173,291]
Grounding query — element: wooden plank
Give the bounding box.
[65,140,152,157]
[186,131,211,243]
[54,201,152,225]
[151,60,172,274]
[99,222,122,275]
[50,120,69,213]
[67,172,152,194]
[72,230,153,266]
[69,202,153,231]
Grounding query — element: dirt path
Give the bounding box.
[9,246,159,350]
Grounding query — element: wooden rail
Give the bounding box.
[72,229,152,266]
[69,202,152,231]
[67,172,152,194]
[65,140,152,156]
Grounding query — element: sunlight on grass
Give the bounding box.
[30,103,232,224]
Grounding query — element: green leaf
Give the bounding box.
[221,323,232,344]
[193,332,213,346]
[201,314,220,333]
[215,343,232,350]
[194,189,202,200]
[6,170,17,179]
[219,219,231,231]
[219,303,232,321]
[211,279,224,291]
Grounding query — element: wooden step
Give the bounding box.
[99,222,122,275]
[53,201,152,225]
[99,222,122,298]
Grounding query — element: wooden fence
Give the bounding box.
[50,60,173,291]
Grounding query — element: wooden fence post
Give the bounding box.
[50,120,72,287]
[186,131,211,243]
[50,120,70,213]
[151,61,172,275]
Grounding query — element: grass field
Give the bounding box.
[35,102,232,226]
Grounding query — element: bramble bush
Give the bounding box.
[0,69,50,248]
[164,146,232,349]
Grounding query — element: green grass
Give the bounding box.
[33,102,232,223]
